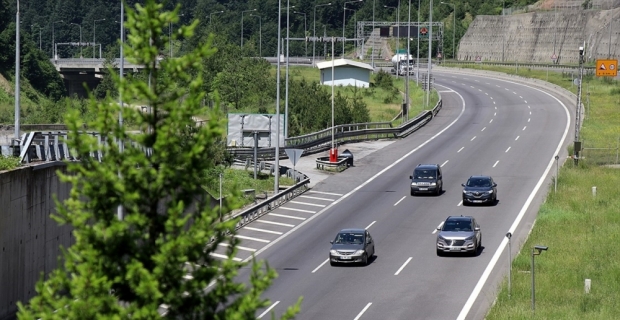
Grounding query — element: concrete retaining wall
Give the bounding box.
[0,163,73,320]
[459,7,620,64]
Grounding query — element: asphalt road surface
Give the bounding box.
[217,70,574,320]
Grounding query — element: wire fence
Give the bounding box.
[581,137,620,166]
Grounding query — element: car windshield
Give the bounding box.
[334,232,365,245]
[442,220,473,232]
[414,169,436,179]
[466,178,492,187]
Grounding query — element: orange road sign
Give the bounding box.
[596,59,618,77]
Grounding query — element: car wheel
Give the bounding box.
[436,249,443,256]
[462,199,468,206]
[330,261,336,267]
[362,253,368,266]
[411,190,415,196]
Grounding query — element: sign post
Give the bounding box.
[285,148,304,183]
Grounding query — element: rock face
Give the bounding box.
[458,6,620,64]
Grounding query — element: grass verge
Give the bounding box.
[454,64,620,319]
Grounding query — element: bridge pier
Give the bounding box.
[60,73,101,98]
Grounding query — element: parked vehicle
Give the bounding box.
[410,164,443,196]
[462,175,497,205]
[436,216,482,256]
[329,228,375,266]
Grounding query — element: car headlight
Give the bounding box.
[330,250,338,255]
[411,182,418,186]
[355,250,365,255]
[465,236,474,241]
[487,190,494,194]
[437,235,447,242]
[463,190,468,194]
[430,182,436,186]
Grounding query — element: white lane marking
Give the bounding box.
[432,221,445,234]
[290,200,326,207]
[243,83,467,265]
[523,126,527,131]
[210,252,242,262]
[493,101,496,104]
[489,119,493,123]
[515,136,520,141]
[255,220,295,228]
[299,195,335,201]
[279,207,316,213]
[505,88,509,91]
[234,235,271,243]
[441,160,449,167]
[529,111,532,115]
[312,259,329,273]
[525,100,528,103]
[486,82,490,85]
[475,79,480,82]
[496,84,501,87]
[505,147,511,153]
[470,85,475,88]
[458,147,464,153]
[528,105,531,108]
[366,221,376,229]
[354,303,373,320]
[219,243,257,252]
[519,95,523,99]
[471,136,477,141]
[481,127,486,131]
[513,91,517,94]
[457,200,463,207]
[244,227,283,235]
[394,257,413,276]
[494,106,497,109]
[478,89,483,92]
[493,160,499,167]
[494,112,497,116]
[528,118,531,122]
[394,196,406,206]
[490,96,493,100]
[268,213,306,220]
[307,190,344,196]
[258,301,280,319]
[457,80,571,320]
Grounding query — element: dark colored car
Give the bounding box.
[436,215,482,256]
[329,228,375,266]
[462,175,497,205]
[410,164,443,196]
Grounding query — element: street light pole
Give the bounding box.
[117,0,124,221]
[52,20,63,59]
[15,0,20,140]
[384,5,397,76]
[313,2,332,66]
[31,24,42,50]
[209,10,224,29]
[70,22,83,58]
[251,14,262,57]
[343,0,363,57]
[405,0,411,121]
[93,18,105,59]
[531,246,549,312]
[426,0,432,107]
[441,2,455,60]
[275,0,282,194]
[294,11,307,57]
[285,1,291,139]
[241,9,257,48]
[417,0,420,83]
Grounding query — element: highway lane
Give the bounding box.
[223,71,572,320]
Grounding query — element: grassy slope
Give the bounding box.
[454,64,620,319]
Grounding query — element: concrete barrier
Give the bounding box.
[0,163,73,320]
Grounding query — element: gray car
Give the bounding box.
[329,228,375,266]
[436,216,482,256]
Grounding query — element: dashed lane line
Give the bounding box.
[306,190,344,196]
[268,213,306,220]
[218,243,257,252]
[244,227,283,235]
[254,220,295,228]
[279,207,316,214]
[299,195,336,201]
[234,235,271,243]
[289,201,326,207]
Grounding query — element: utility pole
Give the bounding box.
[15,0,20,140]
[426,0,433,107]
[574,44,585,165]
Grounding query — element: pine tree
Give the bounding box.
[17,1,301,318]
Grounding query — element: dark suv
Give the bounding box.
[462,175,497,205]
[410,164,443,196]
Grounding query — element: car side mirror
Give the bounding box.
[330,240,334,244]
[436,226,442,231]
[409,175,413,179]
[493,183,497,187]
[474,227,480,231]
[461,183,465,187]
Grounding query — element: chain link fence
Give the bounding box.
[581,137,620,166]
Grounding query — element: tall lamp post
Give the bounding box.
[241,9,257,48]
[15,0,20,140]
[52,20,63,59]
[93,18,105,59]
[343,0,363,57]
[440,2,456,59]
[275,0,282,194]
[294,11,307,57]
[531,245,549,312]
[70,22,83,58]
[169,13,184,58]
[384,5,398,78]
[209,10,224,28]
[250,14,262,57]
[426,0,433,107]
[313,2,332,65]
[31,24,42,50]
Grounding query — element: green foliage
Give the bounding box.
[17,1,300,319]
[374,69,394,90]
[0,155,20,170]
[92,52,119,100]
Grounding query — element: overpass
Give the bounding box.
[51,58,147,98]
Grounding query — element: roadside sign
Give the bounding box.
[285,149,304,166]
[437,52,442,59]
[551,53,557,63]
[420,27,428,35]
[596,59,618,77]
[475,56,482,63]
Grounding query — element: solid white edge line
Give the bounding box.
[257,301,280,319]
[366,221,376,229]
[394,257,413,275]
[394,196,406,206]
[353,302,373,320]
[457,200,463,207]
[455,75,571,320]
[441,160,449,167]
[312,259,329,273]
[242,83,467,264]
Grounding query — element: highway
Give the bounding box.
[213,71,573,320]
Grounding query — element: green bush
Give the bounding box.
[374,69,394,89]
[0,155,20,171]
